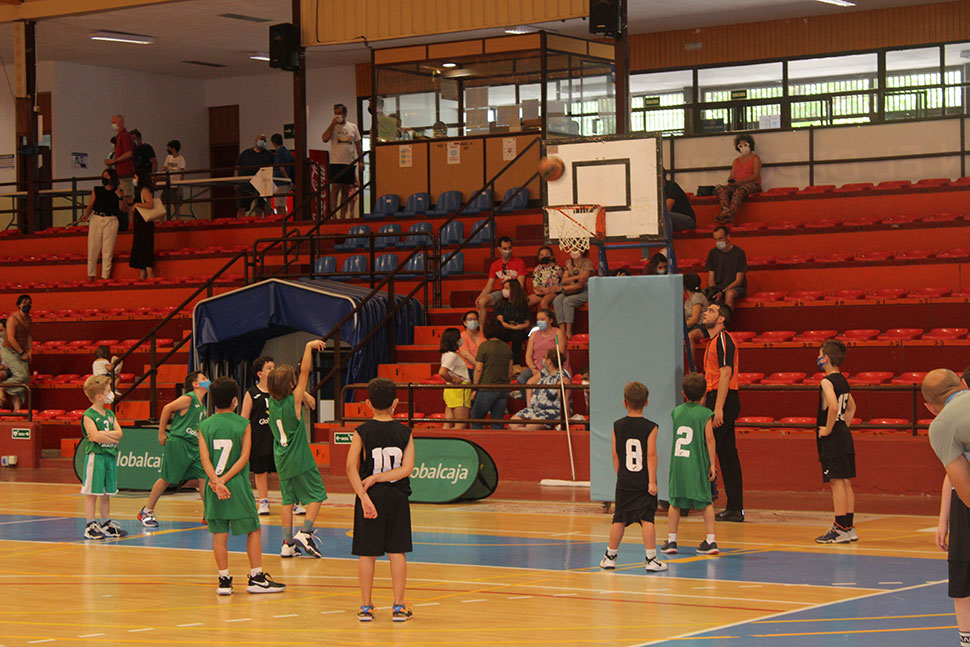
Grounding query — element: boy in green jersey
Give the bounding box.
[137,371,209,528]
[268,340,328,558]
[80,375,126,540]
[199,377,285,596]
[662,373,719,556]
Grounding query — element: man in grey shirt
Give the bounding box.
[923,368,970,646]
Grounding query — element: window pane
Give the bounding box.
[788,54,877,95]
[631,69,691,105]
[886,47,941,88]
[698,62,782,102]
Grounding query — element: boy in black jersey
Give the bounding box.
[346,377,416,623]
[814,339,858,544]
[599,381,667,572]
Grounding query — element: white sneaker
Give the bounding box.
[293,530,322,558]
[292,504,307,515]
[280,540,301,558]
[599,551,617,569]
[257,500,270,515]
[645,556,668,572]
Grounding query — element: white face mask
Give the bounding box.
[104,390,115,404]
[715,240,728,251]
[499,249,512,260]
[738,144,750,154]
[111,123,119,132]
[570,251,581,260]
[336,115,345,124]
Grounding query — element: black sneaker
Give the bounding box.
[715,509,744,522]
[247,572,286,594]
[83,521,105,540]
[217,576,233,596]
[697,540,719,555]
[100,520,129,538]
[660,540,678,554]
[293,530,322,558]
[815,524,852,544]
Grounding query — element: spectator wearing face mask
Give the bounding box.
[715,134,761,224]
[516,309,568,402]
[235,134,274,218]
[529,246,564,309]
[1,294,32,412]
[706,226,747,308]
[508,349,572,431]
[81,168,127,281]
[458,310,484,382]
[645,252,668,276]
[554,248,595,340]
[475,236,527,324]
[130,129,157,173]
[493,280,531,361]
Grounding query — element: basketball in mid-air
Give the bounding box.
[539,155,565,181]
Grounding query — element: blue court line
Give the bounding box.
[0,513,944,591]
[646,581,953,647]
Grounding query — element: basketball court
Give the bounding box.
[0,481,950,646]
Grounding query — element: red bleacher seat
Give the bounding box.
[793,329,838,342]
[876,180,912,190]
[937,248,970,258]
[761,372,807,384]
[799,185,835,194]
[915,178,950,188]
[747,291,785,302]
[677,257,703,269]
[764,222,803,232]
[877,328,923,340]
[394,412,425,420]
[895,250,934,261]
[814,253,851,264]
[747,256,777,267]
[732,331,757,343]
[737,372,764,385]
[804,219,839,229]
[908,287,951,298]
[922,212,960,223]
[774,254,813,265]
[891,371,928,385]
[854,251,893,262]
[868,418,911,432]
[836,182,873,193]
[839,329,880,340]
[923,328,967,340]
[785,291,825,302]
[752,330,796,342]
[780,417,816,425]
[761,187,798,196]
[730,222,767,232]
[867,288,908,299]
[429,413,446,420]
[848,371,894,385]
[831,289,865,300]
[803,371,851,384]
[844,215,880,227]
[881,214,919,225]
[737,416,774,425]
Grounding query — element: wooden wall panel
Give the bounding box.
[430,139,484,202]
[307,0,585,46]
[355,63,372,99]
[484,135,540,205]
[630,0,970,71]
[375,142,428,201]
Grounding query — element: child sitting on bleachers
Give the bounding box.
[91,345,122,379]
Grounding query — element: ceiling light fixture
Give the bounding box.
[441,62,457,68]
[814,0,856,7]
[90,30,155,45]
[249,53,270,62]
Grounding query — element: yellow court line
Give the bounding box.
[755,611,955,624]
[752,624,957,638]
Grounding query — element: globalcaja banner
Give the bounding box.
[74,427,164,491]
[409,438,498,504]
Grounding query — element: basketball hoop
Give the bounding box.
[543,205,606,255]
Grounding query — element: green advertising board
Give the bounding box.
[74,427,164,491]
[409,438,498,504]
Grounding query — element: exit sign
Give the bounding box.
[334,432,353,444]
[731,89,748,100]
[11,428,30,439]
[283,123,295,139]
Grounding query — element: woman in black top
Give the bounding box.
[493,279,531,361]
[129,167,156,279]
[82,168,127,281]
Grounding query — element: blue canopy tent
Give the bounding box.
[191,278,423,391]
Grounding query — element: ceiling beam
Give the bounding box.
[0,0,187,23]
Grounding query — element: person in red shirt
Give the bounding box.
[714,134,761,224]
[105,114,136,201]
[474,236,527,323]
[701,302,744,522]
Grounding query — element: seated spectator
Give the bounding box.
[235,134,274,218]
[470,319,513,430]
[715,134,761,223]
[458,310,484,382]
[664,172,696,231]
[554,248,595,339]
[0,318,6,408]
[516,309,567,401]
[438,328,471,430]
[508,349,571,431]
[645,252,668,275]
[92,345,122,378]
[528,246,564,309]
[683,273,709,345]
[493,280,531,361]
[706,226,747,308]
[475,236,527,323]
[81,168,126,282]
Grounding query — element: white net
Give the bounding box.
[545,205,603,255]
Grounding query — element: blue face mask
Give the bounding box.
[537,320,548,331]
[457,338,463,347]
[198,379,211,391]
[816,357,826,371]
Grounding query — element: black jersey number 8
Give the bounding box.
[625,438,643,472]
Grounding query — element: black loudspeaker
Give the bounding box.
[589,0,621,37]
[269,23,299,71]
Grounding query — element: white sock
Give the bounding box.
[218,569,229,578]
[706,534,716,543]
[606,547,618,558]
[250,567,262,577]
[667,533,677,542]
[960,630,970,645]
[645,549,657,559]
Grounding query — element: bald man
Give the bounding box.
[923,368,970,646]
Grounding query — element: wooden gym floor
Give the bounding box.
[0,481,953,646]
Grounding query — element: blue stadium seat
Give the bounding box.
[427,190,462,217]
[463,189,494,215]
[400,192,431,218]
[500,187,528,212]
[334,225,370,251]
[401,251,427,276]
[441,251,464,277]
[313,256,336,275]
[337,254,367,281]
[468,218,492,246]
[374,223,402,249]
[439,220,464,247]
[363,194,400,221]
[401,222,433,249]
[375,253,399,274]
